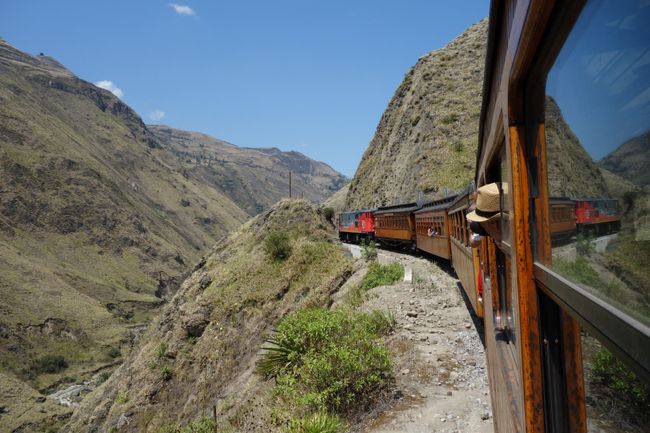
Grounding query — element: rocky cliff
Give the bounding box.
[345,19,488,209]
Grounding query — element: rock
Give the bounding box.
[183,307,211,337]
[198,275,212,290]
[401,368,410,375]
[406,311,418,318]
[446,390,453,396]
[35,396,46,403]
[481,411,491,420]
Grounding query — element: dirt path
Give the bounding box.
[341,245,493,433]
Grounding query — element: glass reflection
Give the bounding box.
[545,0,650,325]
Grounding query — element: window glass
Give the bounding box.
[580,331,649,431]
[545,0,650,326]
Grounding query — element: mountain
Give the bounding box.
[0,38,346,418]
[600,130,650,188]
[62,200,354,432]
[544,96,610,198]
[149,126,348,215]
[323,183,350,214]
[345,19,488,209]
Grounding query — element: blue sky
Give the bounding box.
[1,1,488,177]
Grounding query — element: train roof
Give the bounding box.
[339,208,376,215]
[448,187,474,208]
[414,194,458,213]
[374,202,420,215]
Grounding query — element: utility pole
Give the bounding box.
[289,171,292,198]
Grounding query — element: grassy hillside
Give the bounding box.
[323,183,350,215]
[62,200,356,432]
[345,19,487,209]
[150,126,348,216]
[600,130,650,188]
[0,38,346,418]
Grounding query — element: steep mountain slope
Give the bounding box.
[345,19,487,209]
[150,126,348,215]
[63,200,354,432]
[0,39,347,411]
[0,39,249,394]
[323,183,350,214]
[599,130,650,188]
[544,96,610,198]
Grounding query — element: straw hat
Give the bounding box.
[466,182,508,223]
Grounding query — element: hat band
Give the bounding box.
[475,208,499,219]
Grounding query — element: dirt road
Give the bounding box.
[341,245,493,433]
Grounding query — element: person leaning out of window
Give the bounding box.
[466,182,508,243]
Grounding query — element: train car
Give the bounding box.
[478,1,649,432]
[414,195,456,260]
[574,198,621,235]
[549,197,576,241]
[447,190,484,318]
[337,209,375,243]
[374,202,420,249]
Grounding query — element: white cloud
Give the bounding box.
[149,109,166,121]
[169,3,195,16]
[94,80,124,99]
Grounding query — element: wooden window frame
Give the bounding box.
[525,0,650,384]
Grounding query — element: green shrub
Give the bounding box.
[360,262,404,290]
[287,412,344,433]
[322,207,335,222]
[441,113,459,125]
[156,342,168,359]
[116,390,129,404]
[160,365,174,381]
[344,284,365,307]
[107,347,121,359]
[554,257,603,289]
[360,239,377,261]
[576,232,595,256]
[156,417,218,433]
[264,231,293,261]
[258,308,392,413]
[97,371,111,384]
[592,347,649,407]
[28,355,68,375]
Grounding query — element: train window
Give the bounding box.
[544,0,650,326]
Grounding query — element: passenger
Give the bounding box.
[466,182,508,242]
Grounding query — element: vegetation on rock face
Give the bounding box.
[360,262,404,290]
[592,348,649,407]
[345,19,488,209]
[360,239,378,261]
[322,207,335,223]
[259,307,393,414]
[264,231,293,261]
[26,355,68,376]
[62,200,355,432]
[287,412,345,433]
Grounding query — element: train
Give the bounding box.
[337,193,620,320]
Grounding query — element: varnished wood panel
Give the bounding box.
[417,234,451,259]
[451,239,479,314]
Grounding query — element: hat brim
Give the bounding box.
[466,210,500,223]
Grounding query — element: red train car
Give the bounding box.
[575,198,621,235]
[337,210,375,243]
